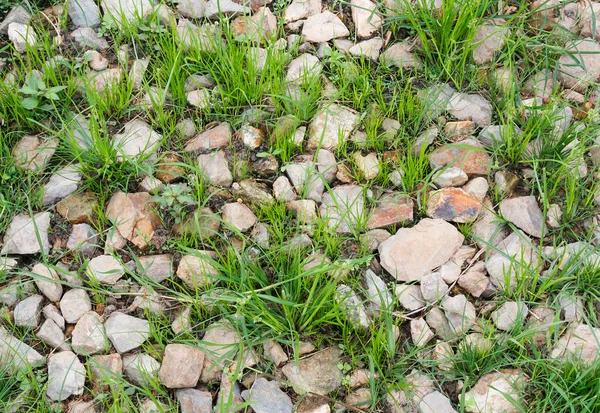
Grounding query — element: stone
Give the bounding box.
[185,74,216,92]
[418,83,456,120]
[529,306,556,347]
[176,388,213,413]
[71,311,107,355]
[135,254,172,283]
[411,318,434,347]
[8,23,37,53]
[499,196,544,238]
[345,388,372,409]
[471,201,508,250]
[139,399,168,413]
[361,228,391,252]
[43,304,65,330]
[463,177,489,200]
[551,323,600,364]
[0,327,45,372]
[87,67,123,93]
[446,93,492,126]
[177,119,197,139]
[442,294,476,334]
[123,353,160,386]
[187,88,212,109]
[353,152,380,179]
[31,264,62,302]
[464,369,528,413]
[445,121,475,138]
[433,167,468,187]
[113,119,162,162]
[71,27,109,50]
[66,223,98,256]
[430,138,490,176]
[0,6,30,34]
[492,301,529,331]
[87,255,125,284]
[308,104,359,149]
[485,231,539,292]
[426,187,483,223]
[302,11,349,43]
[458,262,489,298]
[12,135,56,173]
[263,340,288,366]
[198,150,233,187]
[105,191,160,249]
[46,351,85,401]
[130,58,149,90]
[0,225,24,262]
[159,343,205,388]
[386,370,434,412]
[100,0,154,27]
[420,272,449,303]
[380,42,418,69]
[284,0,321,23]
[558,294,583,322]
[287,200,318,224]
[472,19,510,64]
[379,218,464,282]
[241,378,293,413]
[419,391,457,413]
[348,38,384,60]
[105,312,150,353]
[547,204,562,228]
[557,39,600,92]
[274,176,297,202]
[351,0,382,38]
[478,125,520,148]
[200,321,241,382]
[282,347,342,395]
[42,165,81,206]
[285,161,324,202]
[337,285,371,329]
[56,191,98,224]
[395,284,424,311]
[176,251,218,289]
[85,50,108,71]
[237,125,264,150]
[88,353,123,387]
[60,289,92,324]
[365,269,392,310]
[231,180,274,209]
[287,53,322,82]
[70,401,96,413]
[14,294,43,328]
[68,0,101,27]
[320,185,365,233]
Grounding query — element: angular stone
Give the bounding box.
[446,93,493,126]
[442,294,476,334]
[88,353,123,387]
[87,255,125,284]
[395,284,424,311]
[71,311,107,355]
[159,343,205,388]
[60,289,92,324]
[71,27,109,50]
[0,6,30,34]
[426,187,483,223]
[472,19,510,64]
[302,11,349,43]
[458,261,489,298]
[379,219,464,282]
[419,391,457,413]
[464,369,528,413]
[307,104,359,150]
[200,321,241,383]
[100,0,154,27]
[46,351,85,401]
[410,318,434,347]
[113,119,162,162]
[105,312,150,353]
[105,191,160,249]
[420,271,448,303]
[187,88,212,109]
[43,304,65,330]
[336,285,371,329]
[14,294,44,328]
[282,347,342,395]
[351,0,382,38]
[197,150,233,187]
[31,263,62,302]
[68,0,101,27]
[176,251,218,289]
[463,177,489,200]
[66,223,98,256]
[287,200,318,224]
[485,231,539,292]
[284,0,321,23]
[492,301,529,331]
[285,161,324,202]
[499,196,544,238]
[56,191,98,225]
[320,184,365,233]
[557,39,600,92]
[274,176,297,202]
[353,151,380,179]
[430,138,490,176]
[380,42,418,69]
[185,123,231,152]
[134,254,173,283]
[287,53,322,82]
[348,38,384,60]
[12,135,56,173]
[231,180,274,209]
[241,378,293,413]
[176,388,213,413]
[0,327,44,372]
[263,340,289,366]
[433,167,468,188]
[122,353,160,386]
[42,165,81,206]
[1,212,51,255]
[8,22,37,53]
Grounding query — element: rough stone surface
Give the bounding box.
[14,294,44,328]
[68,0,101,27]
[426,187,483,223]
[105,312,150,353]
[176,251,218,289]
[0,327,45,372]
[60,289,92,324]
[8,22,37,53]
[557,39,600,92]
[87,255,125,284]
[485,231,539,292]
[464,369,528,413]
[282,347,342,395]
[198,150,233,187]
[287,53,322,82]
[105,191,160,249]
[419,391,457,413]
[42,165,81,206]
[551,324,600,364]
[442,294,477,334]
[492,302,529,331]
[302,11,349,43]
[71,311,107,355]
[430,139,491,176]
[122,353,161,386]
[113,119,162,162]
[1,212,51,255]
[351,0,382,38]
[320,184,365,233]
[47,351,86,401]
[241,378,293,413]
[307,104,359,150]
[222,202,257,232]
[31,263,63,302]
[176,388,213,413]
[337,284,371,329]
[159,343,205,388]
[446,93,493,126]
[499,196,544,238]
[473,19,510,64]
[411,318,434,347]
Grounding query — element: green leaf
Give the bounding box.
[21,97,39,110]
[18,86,39,95]
[47,86,67,94]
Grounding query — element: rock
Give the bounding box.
[386,370,434,412]
[492,301,529,331]
[433,167,468,187]
[85,50,109,71]
[380,42,418,69]
[68,0,100,27]
[282,347,342,395]
[302,11,349,43]
[337,285,371,329]
[88,353,123,388]
[241,378,293,413]
[445,121,475,138]
[284,0,321,23]
[418,83,456,120]
[446,93,492,126]
[348,38,384,60]
[263,340,289,366]
[285,161,324,202]
[171,307,192,334]
[529,306,556,347]
[3,206,35,247]
[46,351,85,401]
[420,272,449,303]
[430,138,490,176]
[105,312,150,353]
[43,304,65,330]
[547,204,562,228]
[499,196,544,238]
[419,391,457,413]
[222,203,257,232]
[345,387,372,408]
[0,327,45,372]
[8,23,37,52]
[187,88,212,109]
[464,369,528,413]
[274,176,297,202]
[551,323,600,364]
[14,294,44,327]
[442,294,476,334]
[100,0,154,26]
[42,165,81,206]
[395,284,424,311]
[353,152,380,179]
[87,255,125,284]
[60,289,92,324]
[0,6,30,34]
[134,254,172,283]
[176,388,213,413]
[56,191,98,224]
[105,191,160,249]
[176,251,218,289]
[287,200,318,224]
[287,53,322,82]
[360,228,391,252]
[365,269,392,311]
[129,58,149,90]
[351,0,382,38]
[471,201,508,250]
[71,27,109,50]
[200,321,241,382]
[31,263,62,302]
[185,74,216,92]
[87,67,123,93]
[557,39,600,92]
[463,177,489,200]
[478,125,520,148]
[320,185,365,233]
[113,119,162,162]
[71,311,107,355]
[12,135,56,173]
[231,180,274,209]
[485,231,539,292]
[411,318,434,347]
[139,399,168,413]
[379,218,464,281]
[426,187,483,223]
[70,401,96,413]
[472,19,510,64]
[308,104,359,149]
[122,353,160,386]
[197,150,233,187]
[159,343,205,388]
[458,262,489,298]
[558,294,583,322]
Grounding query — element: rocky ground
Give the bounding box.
[2,0,600,412]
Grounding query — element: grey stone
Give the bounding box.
[287,53,322,82]
[71,27,109,50]
[159,343,205,388]
[557,39,600,92]
[492,301,529,331]
[101,0,154,27]
[67,223,99,255]
[42,165,81,206]
[365,269,392,311]
[176,251,218,289]
[0,6,31,35]
[282,347,342,395]
[285,161,324,202]
[87,255,125,284]
[499,196,544,238]
[31,263,63,302]
[171,307,192,334]
[421,272,449,303]
[43,304,65,330]
[301,11,349,43]
[123,353,160,386]
[14,294,44,328]
[337,285,371,329]
[134,254,173,283]
[60,289,92,324]
[485,231,539,292]
[241,378,293,413]
[36,319,70,351]
[307,104,359,150]
[433,167,468,187]
[2,212,51,255]
[419,391,457,413]
[320,184,365,233]
[263,340,288,366]
[105,312,150,353]
[197,150,233,187]
[351,0,382,38]
[222,202,258,232]
[0,327,44,371]
[68,0,101,27]
[442,294,476,334]
[410,318,434,347]
[46,351,85,401]
[395,284,424,311]
[113,119,162,162]
[348,37,384,60]
[176,388,213,413]
[472,19,510,64]
[446,93,492,126]
[200,321,241,382]
[8,23,37,53]
[71,311,107,355]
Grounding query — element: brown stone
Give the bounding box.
[426,187,483,223]
[429,138,491,176]
[156,153,185,183]
[105,192,161,249]
[12,135,57,173]
[174,207,220,238]
[184,122,231,152]
[56,191,98,224]
[367,193,413,229]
